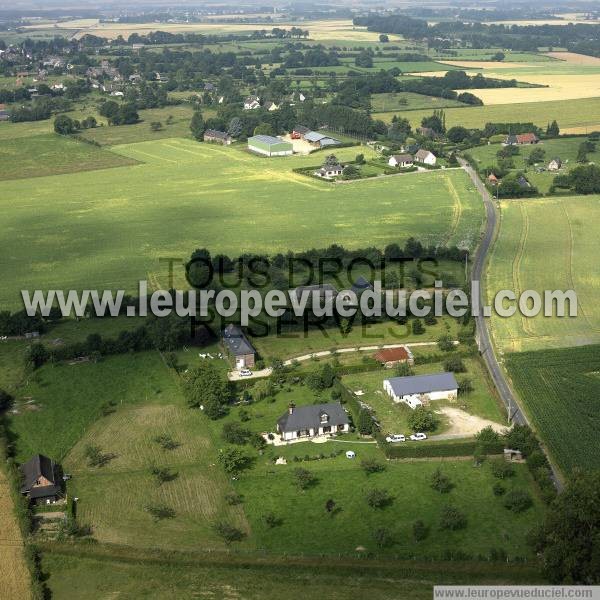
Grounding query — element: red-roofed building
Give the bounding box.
[373,346,414,368]
[516,133,539,144]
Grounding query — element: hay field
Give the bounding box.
[0,468,31,600]
[65,398,249,550]
[544,52,600,65]
[0,137,483,309]
[487,195,600,353]
[30,18,395,43]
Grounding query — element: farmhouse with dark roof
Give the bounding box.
[20,454,61,505]
[222,324,256,369]
[277,402,350,442]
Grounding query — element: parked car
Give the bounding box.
[410,432,427,441]
[239,368,253,377]
[385,434,406,443]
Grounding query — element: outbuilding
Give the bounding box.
[383,372,459,409]
[247,135,293,157]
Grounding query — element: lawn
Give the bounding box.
[379,97,600,134]
[235,452,542,558]
[341,357,504,435]
[506,344,600,471]
[0,133,138,181]
[487,195,600,352]
[468,137,600,194]
[0,138,484,309]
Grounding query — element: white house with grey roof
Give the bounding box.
[276,402,350,442]
[383,372,458,409]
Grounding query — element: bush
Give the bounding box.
[224,492,243,505]
[407,407,437,432]
[360,458,386,475]
[493,482,506,496]
[439,505,467,530]
[437,335,455,352]
[145,504,175,521]
[413,519,429,541]
[490,459,515,479]
[366,488,393,509]
[222,422,252,445]
[263,512,282,528]
[374,527,394,548]
[430,468,453,493]
[213,521,246,543]
[444,356,466,373]
[503,489,533,513]
[293,467,317,490]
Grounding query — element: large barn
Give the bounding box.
[247,135,293,157]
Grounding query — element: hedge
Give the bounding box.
[379,437,504,459]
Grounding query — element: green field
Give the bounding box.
[0,138,484,309]
[468,137,600,194]
[0,133,138,180]
[506,345,600,471]
[487,195,600,352]
[371,91,464,113]
[378,97,600,133]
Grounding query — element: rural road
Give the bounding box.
[460,158,562,489]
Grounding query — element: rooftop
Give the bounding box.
[222,324,255,356]
[277,402,349,433]
[248,134,287,145]
[384,372,459,397]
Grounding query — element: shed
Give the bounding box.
[247,135,293,157]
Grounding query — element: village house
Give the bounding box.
[505,133,539,146]
[416,126,436,138]
[388,154,413,168]
[20,454,61,505]
[548,157,562,171]
[414,149,437,166]
[383,372,459,409]
[264,101,279,111]
[315,162,344,179]
[204,129,232,145]
[244,95,261,110]
[276,402,350,442]
[222,324,256,370]
[487,173,499,184]
[374,346,415,369]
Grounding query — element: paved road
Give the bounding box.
[460,158,562,489]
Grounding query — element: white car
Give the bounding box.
[410,432,427,441]
[239,368,253,377]
[385,434,406,443]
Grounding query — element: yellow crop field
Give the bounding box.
[438,60,541,69]
[487,196,600,353]
[457,74,600,104]
[0,468,31,600]
[544,52,600,65]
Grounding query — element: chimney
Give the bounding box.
[288,403,295,415]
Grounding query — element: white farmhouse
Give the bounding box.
[276,402,349,442]
[383,372,459,409]
[388,153,413,168]
[414,149,437,166]
[244,95,261,110]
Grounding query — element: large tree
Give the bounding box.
[184,362,229,418]
[190,110,205,140]
[530,471,600,583]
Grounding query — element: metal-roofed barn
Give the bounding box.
[247,135,293,157]
[383,372,459,409]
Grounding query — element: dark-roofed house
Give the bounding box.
[20,454,61,505]
[383,372,458,409]
[374,346,414,369]
[315,162,344,178]
[292,284,338,312]
[350,275,373,296]
[277,402,350,442]
[222,324,256,369]
[388,154,413,168]
[204,129,232,145]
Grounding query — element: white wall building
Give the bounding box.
[383,372,459,409]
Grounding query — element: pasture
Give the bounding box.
[371,91,464,113]
[486,195,600,352]
[236,451,542,558]
[0,137,484,309]
[506,344,600,471]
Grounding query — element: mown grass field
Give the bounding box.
[0,137,484,309]
[0,467,31,600]
[486,195,600,352]
[468,137,600,194]
[371,91,464,113]
[380,97,600,134]
[506,344,600,471]
[0,133,138,180]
